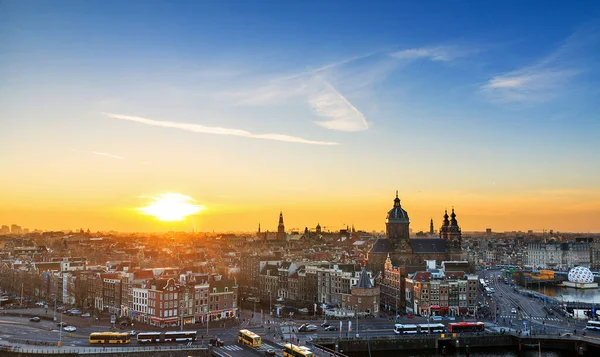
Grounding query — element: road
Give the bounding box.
[481,268,591,335]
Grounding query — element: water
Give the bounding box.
[344,349,566,357]
[528,285,600,304]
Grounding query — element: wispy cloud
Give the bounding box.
[390,45,472,62]
[92,151,125,160]
[481,28,598,103]
[103,113,339,146]
[309,79,369,131]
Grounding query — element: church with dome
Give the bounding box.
[367,191,464,274]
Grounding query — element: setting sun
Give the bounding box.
[139,193,204,221]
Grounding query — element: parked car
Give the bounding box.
[265,349,276,356]
[29,317,41,322]
[511,308,517,314]
[81,313,91,318]
[35,301,45,307]
[56,322,68,327]
[63,326,76,332]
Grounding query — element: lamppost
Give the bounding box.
[269,290,272,317]
[355,305,359,338]
[395,293,398,321]
[52,294,57,322]
[59,305,63,347]
[427,306,431,335]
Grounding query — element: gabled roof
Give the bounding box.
[369,238,393,253]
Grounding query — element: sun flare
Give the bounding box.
[139,193,203,221]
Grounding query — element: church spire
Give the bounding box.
[430,218,434,235]
[393,190,401,207]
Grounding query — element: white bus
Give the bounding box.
[418,323,445,334]
[586,320,600,331]
[394,324,419,334]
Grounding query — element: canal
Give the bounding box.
[527,284,600,304]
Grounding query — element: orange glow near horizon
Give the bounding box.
[139,193,204,222]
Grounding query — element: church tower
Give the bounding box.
[386,191,411,251]
[429,218,434,235]
[440,208,462,259]
[316,223,321,234]
[277,211,286,241]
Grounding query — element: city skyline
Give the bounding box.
[2,1,600,233]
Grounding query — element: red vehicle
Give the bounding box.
[448,322,485,333]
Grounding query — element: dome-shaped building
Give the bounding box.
[564,266,598,289]
[386,191,410,246]
[568,267,594,283]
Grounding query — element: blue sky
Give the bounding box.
[1,1,600,232]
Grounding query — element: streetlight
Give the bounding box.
[355,305,359,338]
[269,290,272,318]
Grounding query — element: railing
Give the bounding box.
[0,344,209,355]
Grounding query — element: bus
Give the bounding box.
[283,343,314,357]
[164,331,197,342]
[418,323,445,334]
[137,331,196,343]
[586,320,600,331]
[238,329,262,347]
[89,332,131,344]
[394,324,419,334]
[448,322,485,333]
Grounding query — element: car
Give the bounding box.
[209,338,224,347]
[511,308,517,314]
[57,322,68,327]
[265,349,276,356]
[35,301,45,307]
[63,326,76,332]
[29,317,41,322]
[305,324,317,332]
[560,333,572,338]
[129,330,137,336]
[407,314,414,318]
[431,316,443,322]
[81,313,91,317]
[324,325,338,331]
[320,322,330,328]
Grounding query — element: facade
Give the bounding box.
[379,255,406,314]
[526,242,590,269]
[405,271,477,317]
[148,278,181,327]
[207,278,238,321]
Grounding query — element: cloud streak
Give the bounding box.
[309,79,369,131]
[390,45,471,62]
[103,113,339,146]
[92,151,125,160]
[480,28,597,103]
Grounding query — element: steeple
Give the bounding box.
[429,218,434,235]
[277,211,286,240]
[443,209,450,226]
[394,190,401,207]
[258,223,261,233]
[450,207,457,226]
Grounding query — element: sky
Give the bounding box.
[1,1,600,233]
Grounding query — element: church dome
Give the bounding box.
[386,191,409,223]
